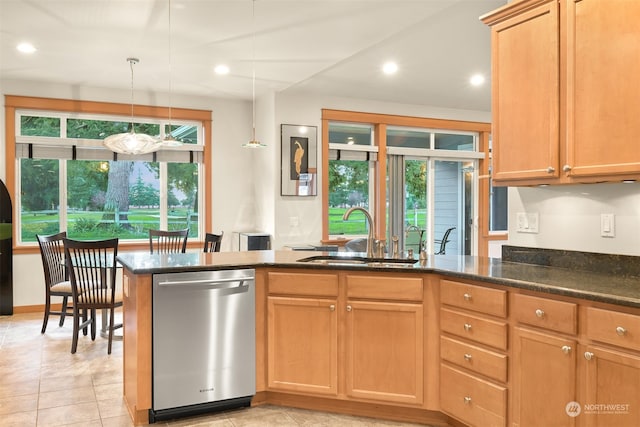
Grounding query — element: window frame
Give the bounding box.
[4,95,212,254]
[321,109,502,256]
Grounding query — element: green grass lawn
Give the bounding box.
[329,207,427,236]
[21,208,198,242]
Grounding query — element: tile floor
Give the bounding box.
[0,312,434,427]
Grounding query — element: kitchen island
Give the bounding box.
[117,248,640,426]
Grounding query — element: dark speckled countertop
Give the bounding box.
[116,247,640,309]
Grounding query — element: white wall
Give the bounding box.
[508,183,640,256]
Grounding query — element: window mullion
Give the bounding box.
[60,160,68,233]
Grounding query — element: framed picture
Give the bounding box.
[281,124,317,196]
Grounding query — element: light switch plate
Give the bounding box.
[601,213,615,237]
[516,212,539,233]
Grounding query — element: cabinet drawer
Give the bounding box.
[585,307,640,352]
[346,275,423,301]
[512,293,577,335]
[441,280,507,318]
[440,336,507,383]
[268,272,339,297]
[440,308,508,350]
[440,365,506,427]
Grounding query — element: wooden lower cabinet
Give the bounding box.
[267,296,338,396]
[440,364,507,427]
[511,327,577,427]
[580,344,640,427]
[345,299,423,405]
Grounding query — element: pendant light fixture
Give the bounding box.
[163,0,181,147]
[243,0,266,148]
[103,58,162,155]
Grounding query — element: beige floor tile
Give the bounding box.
[36,401,101,427]
[0,409,38,426]
[39,374,94,393]
[38,386,96,409]
[100,414,137,427]
[94,382,124,400]
[0,393,39,415]
[97,397,130,419]
[0,378,40,399]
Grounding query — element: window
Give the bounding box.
[322,109,492,255]
[6,96,211,248]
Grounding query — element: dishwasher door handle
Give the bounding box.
[157,276,254,289]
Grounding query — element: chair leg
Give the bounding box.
[108,307,115,355]
[71,307,80,354]
[82,309,88,336]
[90,309,97,341]
[58,296,68,327]
[41,298,50,334]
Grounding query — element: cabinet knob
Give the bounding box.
[584,351,594,361]
[346,305,352,312]
[547,166,556,174]
[535,309,545,318]
[561,345,571,354]
[463,323,472,332]
[463,353,473,362]
[329,305,335,312]
[563,164,572,172]
[463,293,472,301]
[616,326,627,336]
[463,396,472,405]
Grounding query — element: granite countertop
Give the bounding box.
[116,249,640,309]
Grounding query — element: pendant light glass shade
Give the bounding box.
[242,0,265,148]
[103,58,162,155]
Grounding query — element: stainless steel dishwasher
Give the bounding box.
[150,268,255,423]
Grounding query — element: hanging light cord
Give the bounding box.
[128,57,138,133]
[251,0,256,141]
[167,0,173,137]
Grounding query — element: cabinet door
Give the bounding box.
[345,300,423,405]
[512,327,577,427]
[567,0,640,178]
[267,296,338,396]
[581,345,640,427]
[490,0,560,182]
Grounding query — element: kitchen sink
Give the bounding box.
[297,255,418,268]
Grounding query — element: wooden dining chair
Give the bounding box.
[148,228,189,254]
[63,237,122,354]
[203,231,224,253]
[37,231,75,334]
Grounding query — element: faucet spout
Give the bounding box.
[343,206,375,258]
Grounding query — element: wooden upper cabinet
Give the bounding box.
[566,0,640,179]
[483,0,560,183]
[483,0,640,185]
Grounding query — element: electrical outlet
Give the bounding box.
[601,213,615,237]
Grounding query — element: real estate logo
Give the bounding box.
[566,401,581,417]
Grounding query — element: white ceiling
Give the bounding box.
[0,0,506,111]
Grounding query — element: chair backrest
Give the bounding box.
[435,227,456,255]
[203,231,224,253]
[37,231,68,289]
[63,238,119,306]
[149,228,189,254]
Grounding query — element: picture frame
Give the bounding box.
[281,124,317,196]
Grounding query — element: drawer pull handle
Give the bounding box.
[535,309,545,318]
[547,166,555,174]
[346,305,352,312]
[463,353,473,362]
[584,351,594,361]
[463,293,472,301]
[561,345,571,354]
[464,323,472,332]
[616,326,627,336]
[329,305,335,312]
[463,396,472,405]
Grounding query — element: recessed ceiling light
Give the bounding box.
[382,61,398,75]
[16,42,37,54]
[470,73,485,86]
[214,64,230,75]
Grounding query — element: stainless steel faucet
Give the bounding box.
[343,206,375,258]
